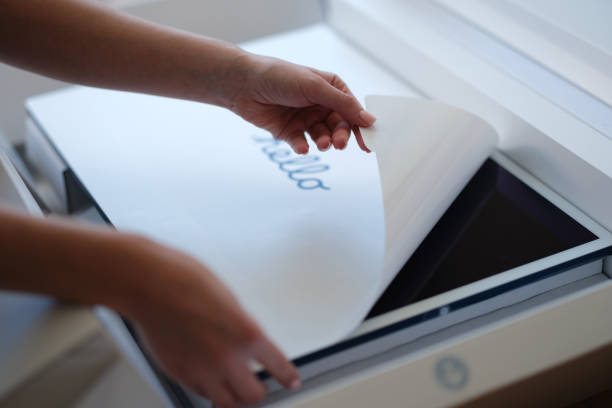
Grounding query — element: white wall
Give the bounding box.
[0,0,322,142]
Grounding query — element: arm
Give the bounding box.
[0,0,375,153]
[0,206,297,406]
[0,0,244,108]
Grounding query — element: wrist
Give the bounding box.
[193,40,254,109]
[106,233,201,323]
[214,49,259,110]
[100,233,162,317]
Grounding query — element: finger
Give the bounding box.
[300,105,330,129]
[224,379,252,407]
[307,122,332,151]
[253,339,300,391]
[226,361,267,405]
[308,80,375,128]
[310,68,351,94]
[283,130,309,155]
[276,107,326,154]
[325,111,351,150]
[190,382,211,401]
[207,382,239,408]
[307,71,376,128]
[352,125,371,153]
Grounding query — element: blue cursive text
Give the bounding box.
[252,136,331,191]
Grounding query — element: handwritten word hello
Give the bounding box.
[252,136,331,191]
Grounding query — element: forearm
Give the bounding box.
[0,0,247,108]
[0,206,148,312]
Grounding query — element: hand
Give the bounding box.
[228,54,376,155]
[0,207,298,408]
[119,237,299,408]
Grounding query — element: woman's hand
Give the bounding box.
[228,54,376,155]
[0,206,298,408]
[118,237,299,408]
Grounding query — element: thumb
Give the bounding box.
[310,79,376,127]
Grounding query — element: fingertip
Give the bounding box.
[208,384,239,408]
[360,140,372,153]
[316,136,332,152]
[290,378,301,390]
[352,125,371,153]
[287,363,301,389]
[291,140,309,155]
[283,369,300,391]
[330,121,350,151]
[272,358,300,390]
[253,338,300,392]
[358,110,377,127]
[240,377,267,405]
[332,136,348,150]
[224,356,269,405]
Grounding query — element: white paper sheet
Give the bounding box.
[27,87,386,359]
[25,27,497,360]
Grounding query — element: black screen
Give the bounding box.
[367,159,597,318]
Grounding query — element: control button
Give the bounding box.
[434,356,469,390]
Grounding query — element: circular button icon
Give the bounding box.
[435,356,470,390]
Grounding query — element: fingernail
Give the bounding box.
[335,121,350,130]
[359,110,376,126]
[318,140,331,152]
[290,379,301,390]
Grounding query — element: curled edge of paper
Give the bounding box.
[361,95,499,293]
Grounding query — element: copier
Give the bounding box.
[11,0,612,406]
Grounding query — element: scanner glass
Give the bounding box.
[368,158,598,318]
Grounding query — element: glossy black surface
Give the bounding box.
[367,159,597,318]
